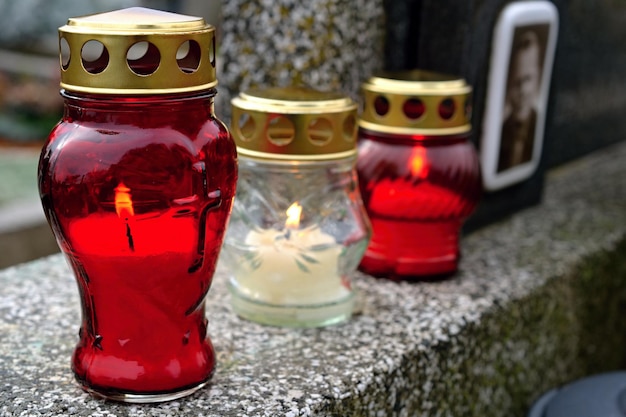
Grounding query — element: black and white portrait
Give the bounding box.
[481,2,558,191]
[498,25,549,172]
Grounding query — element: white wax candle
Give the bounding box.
[235,225,351,305]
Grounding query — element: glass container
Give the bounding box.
[222,87,371,327]
[38,8,237,403]
[357,70,482,280]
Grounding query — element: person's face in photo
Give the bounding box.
[507,34,541,122]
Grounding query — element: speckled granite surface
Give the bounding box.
[216,0,385,121]
[1,141,625,416]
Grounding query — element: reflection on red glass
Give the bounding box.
[357,130,481,279]
[38,91,237,395]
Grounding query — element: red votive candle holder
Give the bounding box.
[38,8,237,402]
[357,70,482,280]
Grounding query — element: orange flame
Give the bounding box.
[285,202,302,229]
[114,182,134,219]
[409,147,428,179]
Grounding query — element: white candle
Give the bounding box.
[234,204,351,306]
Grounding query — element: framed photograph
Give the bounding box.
[480,1,559,191]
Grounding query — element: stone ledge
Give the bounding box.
[0,149,60,268]
[1,141,625,416]
[0,200,58,269]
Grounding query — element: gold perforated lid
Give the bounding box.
[360,70,472,136]
[58,7,217,94]
[231,87,358,161]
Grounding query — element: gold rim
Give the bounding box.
[63,8,207,33]
[231,87,358,160]
[234,87,356,114]
[360,70,472,135]
[58,7,217,94]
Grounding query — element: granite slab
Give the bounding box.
[217,0,385,122]
[1,140,625,416]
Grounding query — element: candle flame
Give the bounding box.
[114,182,135,219]
[285,202,302,229]
[409,147,428,179]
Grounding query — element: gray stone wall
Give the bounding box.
[217,0,385,121]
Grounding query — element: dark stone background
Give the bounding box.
[383,0,626,229]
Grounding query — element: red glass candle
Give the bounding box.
[38,8,237,402]
[357,71,482,280]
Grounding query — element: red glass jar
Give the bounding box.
[38,8,237,402]
[357,71,482,280]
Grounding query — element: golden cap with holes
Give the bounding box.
[360,70,472,136]
[230,87,359,161]
[58,7,217,94]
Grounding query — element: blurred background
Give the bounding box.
[2,0,625,268]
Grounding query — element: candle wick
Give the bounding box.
[284,229,291,240]
[125,221,135,252]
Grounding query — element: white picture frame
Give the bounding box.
[480,1,559,191]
